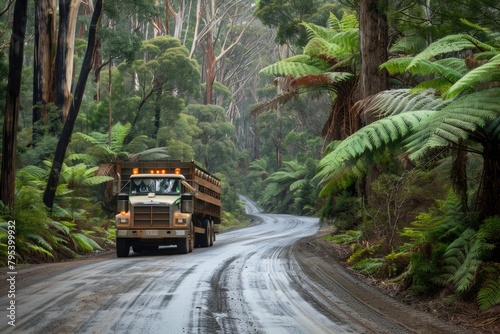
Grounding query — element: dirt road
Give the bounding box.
[0,199,468,333]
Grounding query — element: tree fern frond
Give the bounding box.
[81,175,114,187]
[441,229,493,294]
[26,243,54,258]
[17,165,48,181]
[316,111,431,193]
[414,34,481,61]
[25,232,53,251]
[407,88,500,161]
[72,233,101,251]
[111,122,131,152]
[304,37,349,60]
[301,21,338,41]
[327,12,358,32]
[477,264,500,311]
[380,57,414,75]
[446,58,500,98]
[260,55,328,77]
[67,153,99,165]
[129,147,170,161]
[411,78,453,95]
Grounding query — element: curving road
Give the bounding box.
[1,197,465,334]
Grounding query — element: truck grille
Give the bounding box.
[133,205,170,227]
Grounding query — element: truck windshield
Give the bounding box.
[130,178,180,195]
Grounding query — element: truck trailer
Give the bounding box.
[114,160,221,257]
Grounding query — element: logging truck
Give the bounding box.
[114,160,221,257]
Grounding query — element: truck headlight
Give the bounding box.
[118,218,129,224]
[174,213,190,225]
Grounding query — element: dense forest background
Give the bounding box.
[1,0,500,313]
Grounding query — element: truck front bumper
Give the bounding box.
[116,229,188,238]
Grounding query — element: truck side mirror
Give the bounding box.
[117,193,129,214]
[181,194,193,213]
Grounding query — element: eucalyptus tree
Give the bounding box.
[43,0,103,210]
[188,0,255,105]
[0,0,27,208]
[186,104,238,173]
[116,36,201,140]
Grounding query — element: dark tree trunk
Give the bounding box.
[33,0,57,143]
[0,0,28,208]
[477,144,500,219]
[358,0,389,204]
[359,0,388,101]
[43,0,103,209]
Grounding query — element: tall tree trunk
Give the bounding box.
[358,0,389,204]
[33,0,57,143]
[55,0,82,122]
[0,0,28,208]
[204,29,216,105]
[359,0,388,102]
[43,0,103,209]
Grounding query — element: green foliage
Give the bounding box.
[477,263,500,311]
[352,258,384,275]
[323,230,363,244]
[440,228,493,294]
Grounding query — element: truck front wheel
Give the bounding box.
[116,238,130,257]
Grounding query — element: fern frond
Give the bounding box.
[414,34,481,61]
[26,243,54,258]
[327,12,358,32]
[407,88,500,161]
[260,55,328,77]
[380,57,414,75]
[72,233,101,251]
[477,264,500,311]
[446,58,500,98]
[352,258,384,275]
[315,110,432,193]
[17,165,48,181]
[111,122,131,152]
[81,175,114,187]
[129,147,170,161]
[441,229,493,294]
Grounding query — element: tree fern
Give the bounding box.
[477,263,500,311]
[315,110,432,194]
[440,228,493,294]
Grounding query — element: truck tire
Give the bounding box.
[177,237,189,254]
[116,238,130,257]
[199,219,211,248]
[178,224,194,254]
[132,245,144,253]
[209,220,214,247]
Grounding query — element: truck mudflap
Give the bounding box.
[116,229,188,238]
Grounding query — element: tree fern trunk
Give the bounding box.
[477,144,500,218]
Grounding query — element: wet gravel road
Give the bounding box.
[0,198,466,334]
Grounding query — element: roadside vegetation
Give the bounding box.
[1,0,499,324]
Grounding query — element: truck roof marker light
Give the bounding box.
[150,169,155,174]
[175,168,181,174]
[132,168,139,174]
[161,169,166,174]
